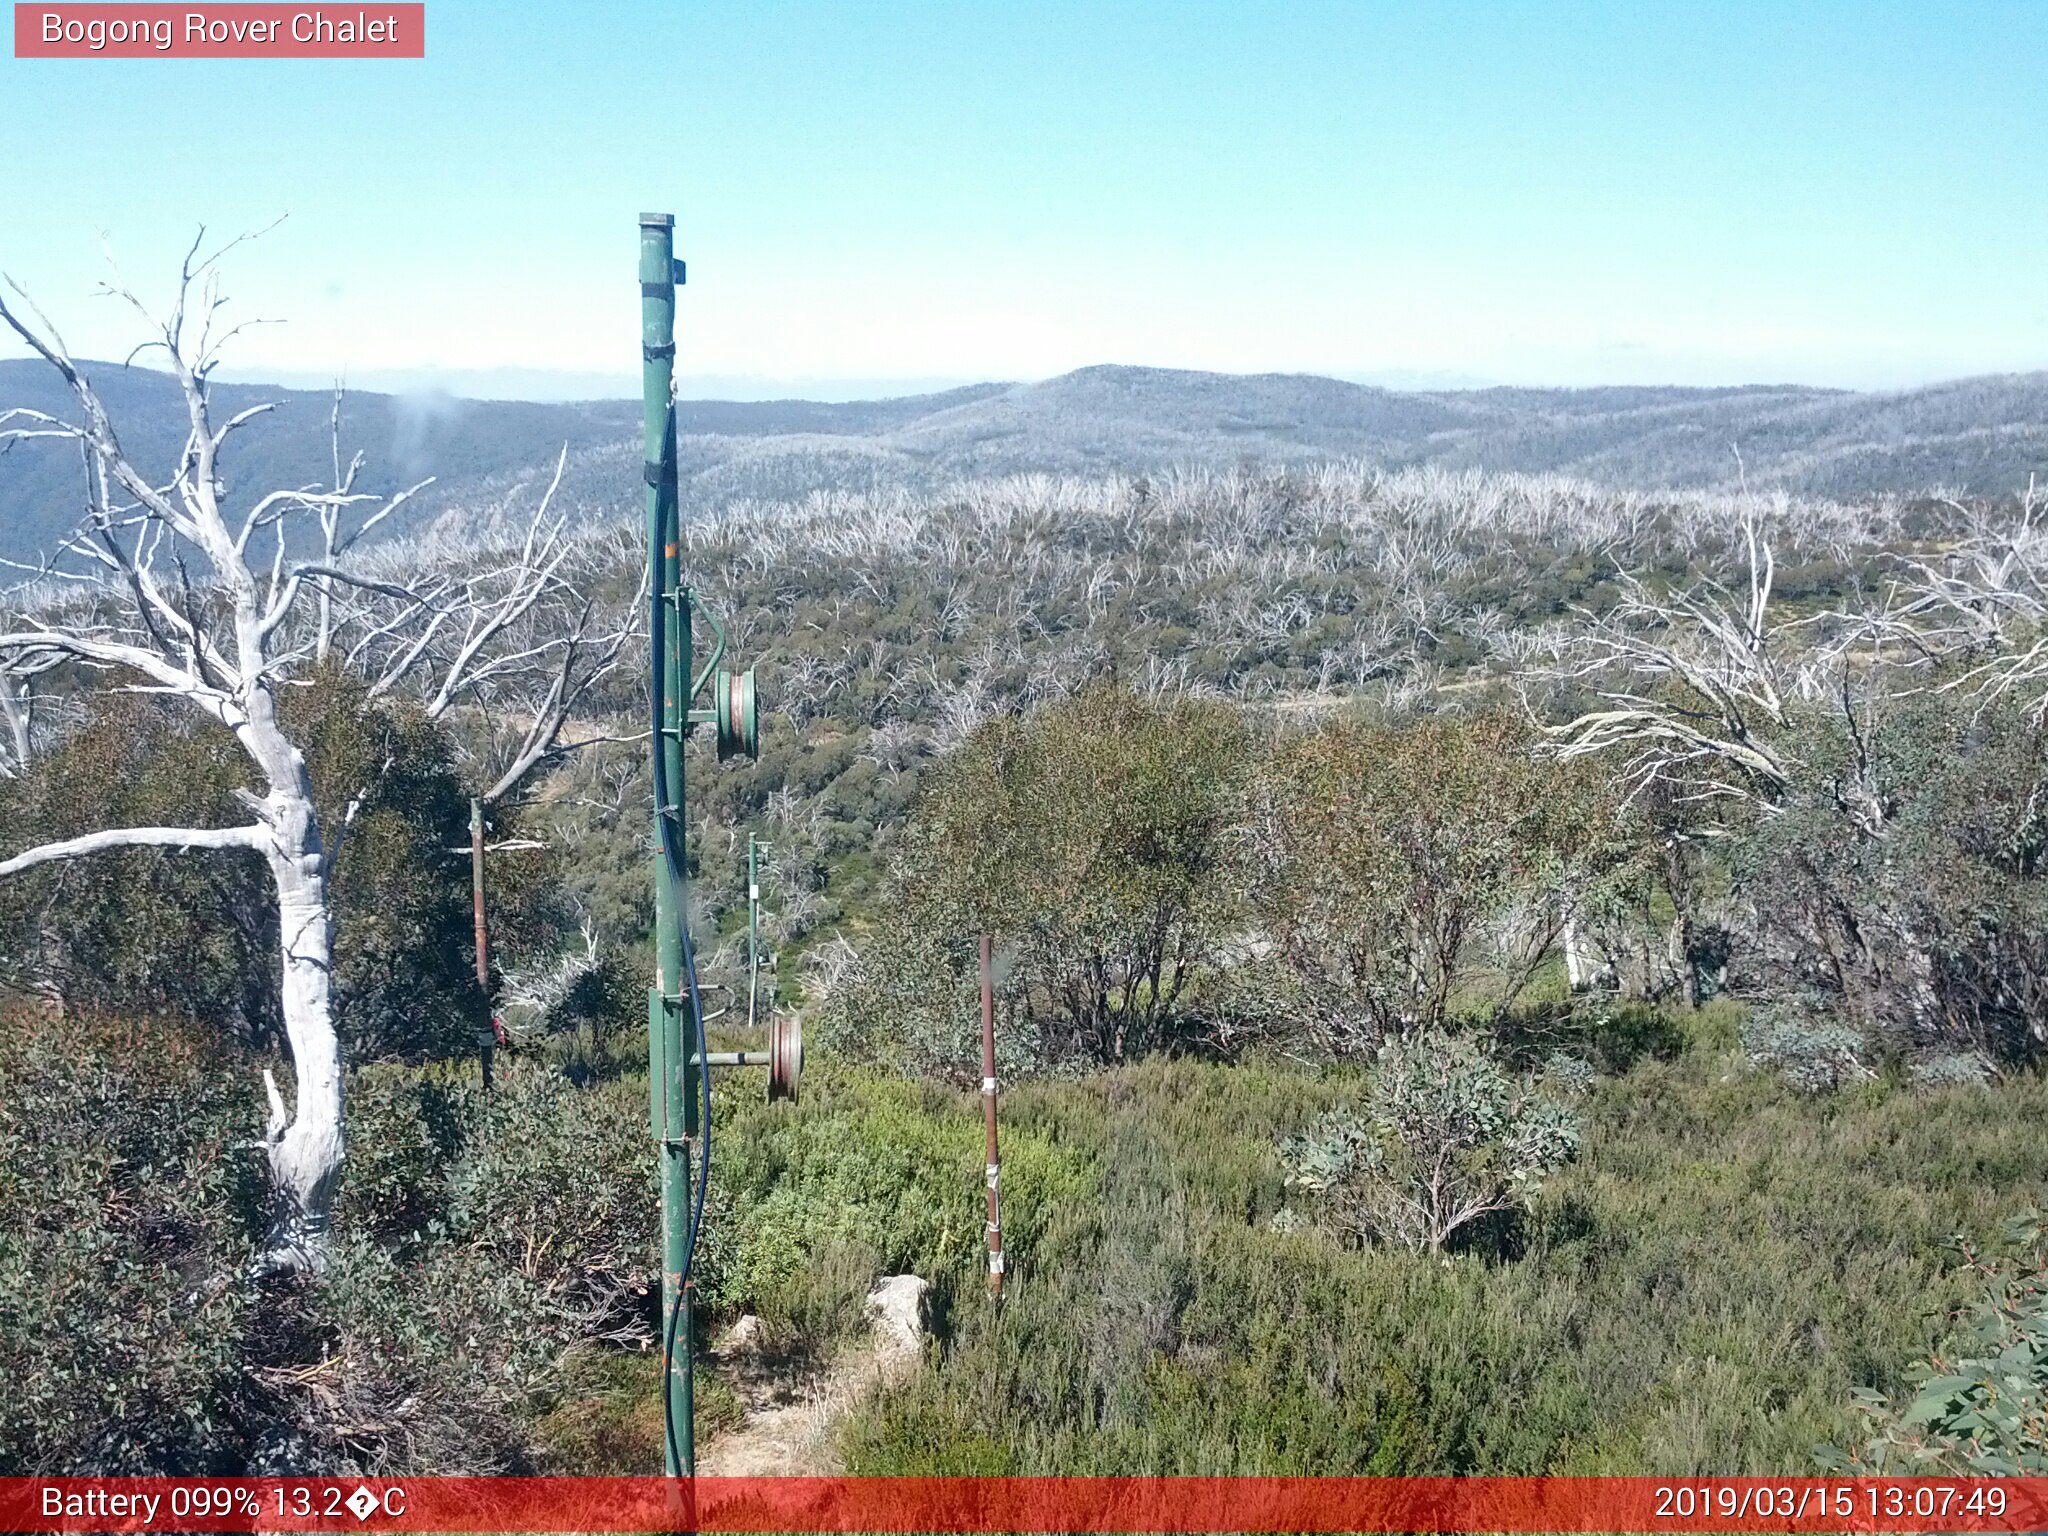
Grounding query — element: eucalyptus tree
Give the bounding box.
[1242,711,1627,1050]
[0,234,631,1268]
[1539,490,2048,1042]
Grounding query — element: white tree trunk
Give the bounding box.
[261,849,345,1269]
[0,665,31,773]
[1563,911,1592,991]
[242,691,347,1272]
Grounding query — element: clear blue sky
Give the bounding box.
[4,0,2045,393]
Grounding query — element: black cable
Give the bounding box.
[653,921,710,1478]
[649,423,714,1478]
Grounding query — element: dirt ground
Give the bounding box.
[695,1274,929,1476]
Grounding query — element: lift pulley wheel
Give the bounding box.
[715,667,759,762]
[768,1012,802,1103]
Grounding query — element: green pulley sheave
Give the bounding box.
[715,667,759,762]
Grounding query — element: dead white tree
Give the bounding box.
[330,453,640,808]
[1536,509,1823,1004]
[1878,479,2048,713]
[0,233,626,1268]
[1544,510,1804,813]
[0,646,60,776]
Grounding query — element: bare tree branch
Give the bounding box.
[0,821,267,876]
[1543,506,1802,812]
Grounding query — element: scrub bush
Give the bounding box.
[1736,694,2048,1069]
[838,1046,2048,1475]
[1280,1030,1581,1253]
[1741,999,1876,1095]
[296,1063,657,1473]
[0,1008,264,1473]
[1241,712,1630,1053]
[1828,1211,2048,1473]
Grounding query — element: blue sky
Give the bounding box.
[3,0,2045,395]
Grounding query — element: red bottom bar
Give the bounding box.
[3,1476,2046,1533]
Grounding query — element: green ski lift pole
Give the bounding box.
[640,211,789,1486]
[641,210,695,1482]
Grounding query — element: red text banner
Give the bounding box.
[2,1477,2047,1533]
[14,4,424,57]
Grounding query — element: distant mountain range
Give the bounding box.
[4,359,2046,564]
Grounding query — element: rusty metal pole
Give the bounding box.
[471,796,492,1089]
[980,935,1003,1298]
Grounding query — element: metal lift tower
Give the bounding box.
[639,211,795,1482]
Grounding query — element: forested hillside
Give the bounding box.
[8,440,2048,1476]
[7,357,2048,565]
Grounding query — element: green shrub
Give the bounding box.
[299,1063,657,1473]
[703,1064,1084,1325]
[1741,999,1876,1095]
[1826,1211,2048,1473]
[1280,1030,1581,1253]
[0,1009,264,1473]
[1909,1052,1996,1090]
[837,1048,2048,1475]
[1577,998,1690,1074]
[528,1349,668,1473]
[332,1063,473,1249]
[1736,694,2048,1068]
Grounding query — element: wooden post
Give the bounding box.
[980,935,1003,1299]
[471,796,492,1089]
